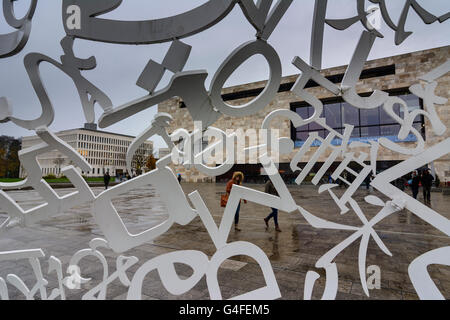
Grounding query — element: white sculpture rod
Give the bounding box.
[419,59,450,83]
[92,166,197,253]
[209,39,282,117]
[98,71,220,130]
[127,250,209,300]
[0,249,48,300]
[0,0,37,58]
[7,37,112,129]
[62,0,236,45]
[206,241,281,300]
[378,96,426,155]
[0,0,449,301]
[47,256,66,300]
[340,31,389,110]
[371,138,450,237]
[408,246,450,300]
[304,197,402,298]
[126,113,174,174]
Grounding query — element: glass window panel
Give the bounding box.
[401,94,421,112]
[360,108,379,126]
[295,106,308,119]
[295,107,309,130]
[413,122,424,131]
[392,101,406,118]
[296,131,309,141]
[409,113,424,123]
[318,130,326,139]
[342,102,359,126]
[360,126,380,137]
[325,103,342,129]
[327,128,342,136]
[413,122,426,139]
[308,106,322,130]
[380,106,397,124]
[380,125,400,136]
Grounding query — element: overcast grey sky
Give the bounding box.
[1,0,449,151]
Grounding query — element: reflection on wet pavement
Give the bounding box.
[0,183,449,300]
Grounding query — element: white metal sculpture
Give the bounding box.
[0,0,449,300]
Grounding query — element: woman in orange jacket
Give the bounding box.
[226,171,246,231]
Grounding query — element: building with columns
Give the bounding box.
[158,46,449,184]
[20,124,153,178]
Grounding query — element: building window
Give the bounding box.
[291,92,424,146]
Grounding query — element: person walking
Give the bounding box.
[263,179,281,232]
[364,174,371,190]
[226,172,246,231]
[103,171,111,189]
[410,170,420,199]
[369,174,375,192]
[421,169,434,204]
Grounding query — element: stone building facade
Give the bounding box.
[158,46,449,184]
[20,125,153,178]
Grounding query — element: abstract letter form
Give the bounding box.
[0,1,449,300]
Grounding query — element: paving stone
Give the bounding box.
[0,184,449,300]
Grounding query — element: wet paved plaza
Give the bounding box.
[0,182,449,300]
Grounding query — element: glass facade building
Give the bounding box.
[291,92,425,147]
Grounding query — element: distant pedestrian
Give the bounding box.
[103,171,111,189]
[263,180,281,232]
[421,169,434,204]
[369,174,374,192]
[226,172,246,231]
[364,174,371,190]
[410,170,420,199]
[340,172,348,188]
[177,173,182,184]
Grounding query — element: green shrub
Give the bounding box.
[43,174,56,180]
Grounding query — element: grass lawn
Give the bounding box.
[0,178,23,182]
[85,177,116,182]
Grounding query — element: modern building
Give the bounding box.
[20,124,153,178]
[158,147,171,159]
[158,46,449,184]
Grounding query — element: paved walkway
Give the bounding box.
[0,183,449,300]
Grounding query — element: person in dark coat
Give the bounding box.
[395,176,406,191]
[364,174,371,190]
[103,171,111,189]
[410,170,420,199]
[421,169,434,203]
[263,180,281,232]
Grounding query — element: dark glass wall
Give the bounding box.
[291,92,425,144]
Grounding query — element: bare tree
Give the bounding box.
[53,156,65,177]
[145,154,157,172]
[132,154,145,176]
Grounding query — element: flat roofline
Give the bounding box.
[222,45,449,91]
[23,127,153,143]
[75,127,137,139]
